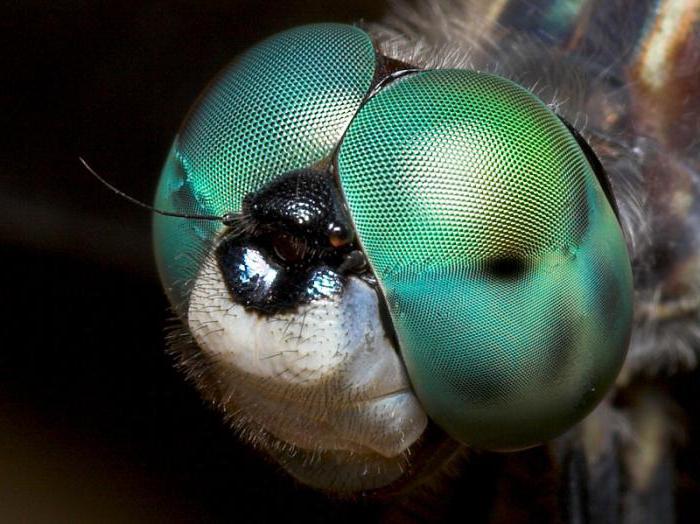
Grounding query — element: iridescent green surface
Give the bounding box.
[337,70,633,449]
[153,24,376,311]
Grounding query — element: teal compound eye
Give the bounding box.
[153,24,376,312]
[337,69,633,450]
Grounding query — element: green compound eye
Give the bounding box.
[153,24,376,311]
[337,70,633,450]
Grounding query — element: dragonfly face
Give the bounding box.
[153,23,633,490]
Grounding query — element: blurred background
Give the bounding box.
[2,1,699,522]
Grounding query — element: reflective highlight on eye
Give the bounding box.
[337,69,633,449]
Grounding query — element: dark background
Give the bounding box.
[3,2,392,521]
[2,1,700,522]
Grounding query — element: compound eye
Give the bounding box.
[153,24,376,311]
[337,70,633,450]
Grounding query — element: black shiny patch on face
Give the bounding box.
[242,168,354,248]
[216,238,346,313]
[217,167,369,315]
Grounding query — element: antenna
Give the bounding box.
[79,157,236,225]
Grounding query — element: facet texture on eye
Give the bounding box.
[339,70,591,267]
[337,69,633,450]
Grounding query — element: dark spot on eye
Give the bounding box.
[485,256,527,279]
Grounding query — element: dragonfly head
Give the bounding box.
[153,23,633,489]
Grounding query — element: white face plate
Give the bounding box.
[186,254,427,490]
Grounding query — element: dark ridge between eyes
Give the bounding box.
[557,115,621,221]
